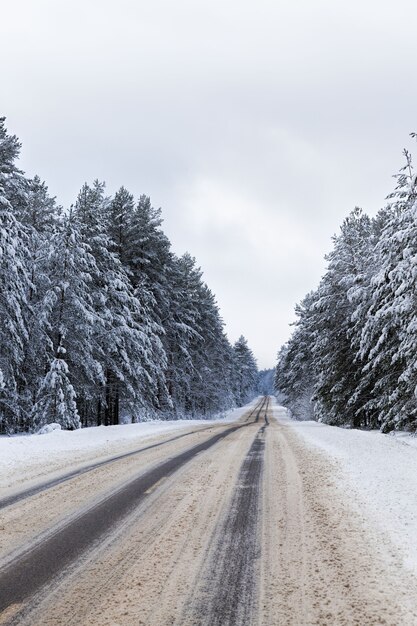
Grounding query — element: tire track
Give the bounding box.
[252,396,268,423]
[184,418,268,625]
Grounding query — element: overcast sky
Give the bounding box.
[2,0,417,368]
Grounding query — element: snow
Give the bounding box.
[0,402,255,492]
[37,422,62,435]
[272,399,417,577]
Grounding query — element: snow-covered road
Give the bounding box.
[1,398,417,625]
[0,406,245,495]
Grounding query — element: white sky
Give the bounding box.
[2,0,417,368]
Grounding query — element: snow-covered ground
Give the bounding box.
[272,399,417,577]
[0,402,256,493]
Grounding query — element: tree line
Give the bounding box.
[0,118,258,433]
[275,141,417,433]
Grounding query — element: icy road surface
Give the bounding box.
[1,398,417,625]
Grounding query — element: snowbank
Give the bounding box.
[272,400,417,576]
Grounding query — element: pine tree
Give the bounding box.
[163,253,204,416]
[15,175,60,232]
[32,343,80,430]
[0,118,31,432]
[275,142,417,433]
[123,194,172,413]
[312,208,373,426]
[232,336,258,406]
[107,186,135,261]
[358,151,417,431]
[186,280,235,416]
[75,181,169,424]
[15,176,62,426]
[32,210,101,429]
[0,119,251,431]
[275,291,318,420]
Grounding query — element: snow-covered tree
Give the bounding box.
[312,208,374,426]
[0,118,31,431]
[358,151,417,431]
[0,118,251,430]
[107,186,135,261]
[32,343,80,430]
[257,368,275,396]
[31,210,101,429]
[15,175,60,233]
[276,140,417,434]
[232,336,258,406]
[275,291,318,420]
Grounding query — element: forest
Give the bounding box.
[276,142,417,433]
[0,118,259,433]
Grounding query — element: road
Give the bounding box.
[1,397,417,625]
